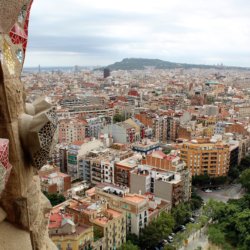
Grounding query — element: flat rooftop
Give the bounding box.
[123,194,146,204]
[116,155,142,169]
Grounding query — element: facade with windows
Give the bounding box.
[180,139,230,177]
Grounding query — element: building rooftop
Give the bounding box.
[49,212,72,229]
[116,154,142,169]
[123,194,146,204]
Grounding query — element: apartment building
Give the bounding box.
[135,112,180,142]
[59,145,68,173]
[115,155,142,187]
[79,149,133,185]
[85,117,106,138]
[67,140,104,181]
[64,198,126,250]
[235,105,250,118]
[101,122,137,144]
[49,212,93,250]
[142,151,191,201]
[58,118,86,144]
[214,121,233,135]
[132,139,160,156]
[180,139,230,176]
[94,184,170,235]
[130,165,184,206]
[39,164,71,194]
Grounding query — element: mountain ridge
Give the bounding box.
[96,58,250,71]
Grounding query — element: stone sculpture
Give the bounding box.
[0,0,57,249]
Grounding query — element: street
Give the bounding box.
[196,184,244,203]
[178,227,209,250]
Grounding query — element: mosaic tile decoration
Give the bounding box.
[1,0,33,76]
[0,139,12,194]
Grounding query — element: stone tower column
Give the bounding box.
[0,1,56,249]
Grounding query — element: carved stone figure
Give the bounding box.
[0,1,57,249]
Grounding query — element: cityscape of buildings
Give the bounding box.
[1,1,250,249]
[23,65,250,249]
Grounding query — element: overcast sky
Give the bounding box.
[25,0,250,67]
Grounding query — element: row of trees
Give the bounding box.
[205,168,250,250]
[228,155,250,181]
[192,174,228,187]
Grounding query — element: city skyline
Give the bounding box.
[25,0,250,67]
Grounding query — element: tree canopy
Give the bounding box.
[139,212,174,249]
[43,192,65,206]
[205,194,250,250]
[240,168,250,192]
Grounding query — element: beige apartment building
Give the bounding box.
[60,198,126,250]
[180,139,230,177]
[93,184,170,235]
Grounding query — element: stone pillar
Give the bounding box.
[0,1,56,249]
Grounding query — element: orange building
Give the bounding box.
[180,139,230,177]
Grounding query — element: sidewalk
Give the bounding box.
[179,227,209,250]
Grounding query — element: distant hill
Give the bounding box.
[96,58,250,71]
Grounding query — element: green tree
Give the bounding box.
[228,166,240,180]
[204,195,250,250]
[172,203,191,226]
[203,199,227,220]
[164,245,176,250]
[113,113,125,123]
[192,174,210,187]
[210,176,228,186]
[163,149,171,155]
[234,209,250,241]
[126,233,139,246]
[139,212,174,249]
[93,226,103,241]
[43,192,65,206]
[157,212,175,234]
[139,220,163,249]
[239,156,250,172]
[240,169,250,192]
[190,191,203,210]
[207,225,226,247]
[119,241,139,250]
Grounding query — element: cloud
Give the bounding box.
[24,0,250,67]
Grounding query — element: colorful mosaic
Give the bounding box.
[0,0,33,76]
[3,39,15,75]
[9,1,33,53]
[0,139,12,194]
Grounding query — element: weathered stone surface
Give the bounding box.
[0,1,57,249]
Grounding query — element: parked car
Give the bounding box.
[166,236,173,243]
[184,217,195,224]
[204,189,212,193]
[173,225,186,233]
[154,239,168,250]
[188,217,195,223]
